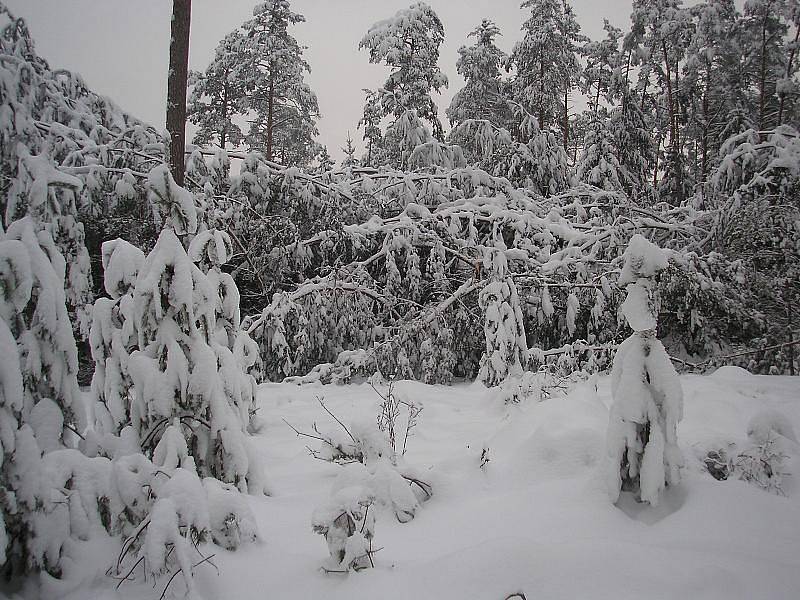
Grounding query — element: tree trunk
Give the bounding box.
[653,130,662,189]
[266,70,275,162]
[563,83,569,150]
[758,11,769,129]
[539,57,546,130]
[662,42,683,204]
[778,26,800,125]
[220,76,229,149]
[700,66,709,184]
[166,0,191,187]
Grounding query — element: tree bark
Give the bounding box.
[563,83,569,150]
[700,65,709,184]
[539,56,546,130]
[778,26,800,125]
[266,70,275,161]
[758,11,769,129]
[662,42,683,204]
[166,0,191,187]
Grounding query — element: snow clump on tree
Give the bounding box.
[605,234,684,506]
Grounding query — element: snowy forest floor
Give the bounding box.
[60,368,799,600]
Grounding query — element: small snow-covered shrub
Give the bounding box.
[494,370,549,404]
[374,379,423,456]
[479,249,527,387]
[734,436,789,496]
[303,391,432,568]
[606,235,684,507]
[312,486,376,572]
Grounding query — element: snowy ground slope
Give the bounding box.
[60,368,799,600]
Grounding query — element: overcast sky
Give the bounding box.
[9,0,634,161]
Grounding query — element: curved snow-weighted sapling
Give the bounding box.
[606,234,684,506]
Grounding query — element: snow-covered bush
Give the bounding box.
[606,235,684,506]
[0,218,85,576]
[127,224,262,492]
[702,410,795,496]
[734,436,790,496]
[479,249,528,387]
[296,390,431,568]
[88,239,144,437]
[312,487,376,572]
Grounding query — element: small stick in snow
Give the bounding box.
[317,396,357,445]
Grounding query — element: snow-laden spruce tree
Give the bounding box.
[508,0,583,135]
[187,30,248,151]
[239,0,320,164]
[606,234,684,506]
[478,248,528,387]
[89,238,145,437]
[447,19,511,129]
[125,171,263,492]
[359,2,448,144]
[576,118,625,191]
[0,217,95,577]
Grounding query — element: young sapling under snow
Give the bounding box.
[605,234,684,506]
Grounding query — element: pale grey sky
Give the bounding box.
[8,0,634,161]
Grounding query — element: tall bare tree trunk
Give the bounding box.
[662,42,684,204]
[563,84,569,149]
[266,71,275,162]
[778,27,800,125]
[166,0,191,187]
[539,57,546,130]
[758,12,769,129]
[700,69,709,184]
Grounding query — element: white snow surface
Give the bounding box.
[38,370,800,600]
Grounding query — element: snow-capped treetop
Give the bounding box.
[509,0,584,132]
[188,30,249,150]
[447,19,510,128]
[618,234,669,287]
[360,2,448,140]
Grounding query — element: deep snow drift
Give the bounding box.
[35,368,800,600]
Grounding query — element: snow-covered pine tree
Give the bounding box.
[582,20,624,116]
[359,3,448,146]
[741,0,791,130]
[608,90,655,201]
[478,248,528,387]
[127,169,264,492]
[340,132,359,170]
[606,234,684,506]
[188,30,248,151]
[0,217,90,576]
[0,5,164,339]
[239,0,320,164]
[447,19,511,129]
[314,145,335,174]
[88,238,145,437]
[681,0,745,187]
[576,117,625,191]
[508,0,583,139]
[628,0,695,204]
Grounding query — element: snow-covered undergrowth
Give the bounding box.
[42,368,800,600]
